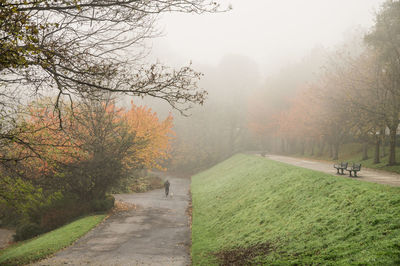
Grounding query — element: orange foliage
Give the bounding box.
[123,101,174,170]
[10,100,174,178]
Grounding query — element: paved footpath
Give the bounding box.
[265,154,400,187]
[34,176,191,266]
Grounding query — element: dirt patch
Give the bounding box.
[213,243,273,266]
[0,228,15,249]
[186,189,192,229]
[186,188,193,265]
[110,200,137,214]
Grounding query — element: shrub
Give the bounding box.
[0,177,46,226]
[91,195,115,212]
[14,222,43,241]
[129,174,164,193]
[40,203,90,231]
[36,193,93,231]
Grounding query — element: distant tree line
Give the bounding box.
[249,1,400,166]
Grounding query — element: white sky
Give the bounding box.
[151,0,385,77]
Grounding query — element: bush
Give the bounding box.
[14,222,43,241]
[40,203,90,231]
[0,177,46,227]
[91,195,115,212]
[129,174,164,193]
[37,193,91,231]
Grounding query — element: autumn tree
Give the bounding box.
[0,0,225,164]
[364,0,400,165]
[247,47,328,154]
[2,98,173,200]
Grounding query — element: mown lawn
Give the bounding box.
[0,214,106,265]
[191,154,400,265]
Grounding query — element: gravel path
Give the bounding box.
[265,154,400,187]
[34,176,191,266]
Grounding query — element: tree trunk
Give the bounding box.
[329,144,333,158]
[382,143,386,157]
[381,128,386,157]
[310,141,314,156]
[318,141,325,156]
[362,142,369,160]
[300,141,305,155]
[286,139,290,154]
[281,138,285,154]
[374,136,380,164]
[333,143,339,160]
[388,126,397,165]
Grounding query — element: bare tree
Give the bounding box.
[0,0,225,161]
[1,0,224,111]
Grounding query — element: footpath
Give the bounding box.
[34,176,191,266]
[265,154,400,187]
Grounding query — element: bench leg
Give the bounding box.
[336,168,340,174]
[354,171,357,177]
[340,169,344,175]
[349,171,352,177]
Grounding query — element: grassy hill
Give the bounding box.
[191,154,400,265]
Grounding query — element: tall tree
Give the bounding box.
[365,0,400,165]
[0,0,222,162]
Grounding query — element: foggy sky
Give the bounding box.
[151,0,385,77]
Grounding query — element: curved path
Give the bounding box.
[35,176,191,266]
[265,154,400,187]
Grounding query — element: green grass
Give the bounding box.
[300,142,400,174]
[0,214,106,265]
[191,154,400,265]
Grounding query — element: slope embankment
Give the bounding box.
[191,154,400,265]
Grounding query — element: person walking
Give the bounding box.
[164,180,170,197]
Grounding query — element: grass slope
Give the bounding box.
[191,154,400,265]
[0,214,106,265]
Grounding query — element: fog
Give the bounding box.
[137,0,392,172]
[152,0,384,76]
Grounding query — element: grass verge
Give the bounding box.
[191,154,400,265]
[0,214,106,265]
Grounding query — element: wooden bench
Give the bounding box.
[346,163,362,177]
[333,162,348,175]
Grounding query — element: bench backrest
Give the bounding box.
[341,162,348,168]
[352,163,361,171]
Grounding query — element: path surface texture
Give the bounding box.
[35,176,191,266]
[265,154,400,187]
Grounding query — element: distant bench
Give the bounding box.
[333,162,362,177]
[346,163,362,177]
[333,162,348,175]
